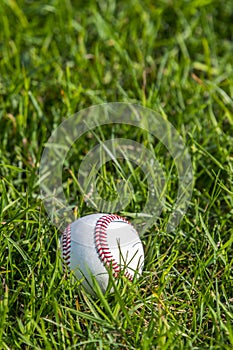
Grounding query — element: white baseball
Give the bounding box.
[61,213,144,295]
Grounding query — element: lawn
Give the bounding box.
[0,0,233,349]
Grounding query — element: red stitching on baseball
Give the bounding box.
[94,214,134,281]
[62,224,71,266]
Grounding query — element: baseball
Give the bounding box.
[61,213,144,295]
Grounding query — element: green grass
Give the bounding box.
[1,0,233,349]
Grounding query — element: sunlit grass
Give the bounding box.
[0,0,233,349]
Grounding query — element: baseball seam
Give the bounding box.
[94,214,134,281]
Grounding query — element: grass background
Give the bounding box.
[0,0,233,349]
